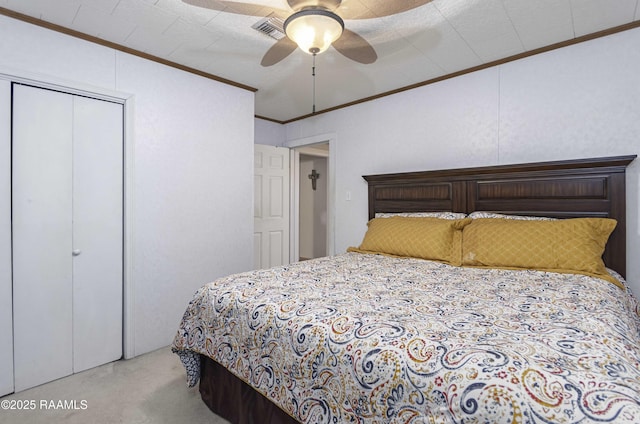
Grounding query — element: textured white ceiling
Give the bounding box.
[2,0,639,122]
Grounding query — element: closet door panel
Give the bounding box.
[72,96,123,372]
[12,85,74,391]
[0,80,13,397]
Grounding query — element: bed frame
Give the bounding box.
[200,154,636,423]
[365,155,636,277]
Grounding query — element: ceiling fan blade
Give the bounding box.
[261,37,298,67]
[287,0,342,11]
[332,29,377,64]
[339,0,433,19]
[182,0,287,17]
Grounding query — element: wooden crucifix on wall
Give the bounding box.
[308,169,320,191]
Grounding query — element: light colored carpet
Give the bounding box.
[0,347,229,424]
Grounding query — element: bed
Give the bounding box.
[173,155,640,423]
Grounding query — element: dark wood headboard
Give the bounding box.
[363,155,636,277]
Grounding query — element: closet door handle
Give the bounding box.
[72,249,82,256]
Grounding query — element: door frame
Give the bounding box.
[0,79,12,396]
[0,70,136,360]
[295,146,329,260]
[285,133,336,263]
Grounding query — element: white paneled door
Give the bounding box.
[254,145,290,269]
[11,84,123,392]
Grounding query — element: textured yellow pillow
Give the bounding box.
[462,218,617,283]
[348,217,472,265]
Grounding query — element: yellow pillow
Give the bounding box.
[462,218,618,285]
[348,217,472,265]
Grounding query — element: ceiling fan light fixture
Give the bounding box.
[284,9,344,55]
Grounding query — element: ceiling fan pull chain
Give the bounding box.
[312,52,317,114]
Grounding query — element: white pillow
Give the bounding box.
[468,211,557,221]
[375,211,467,220]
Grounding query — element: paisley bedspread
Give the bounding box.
[172,252,640,423]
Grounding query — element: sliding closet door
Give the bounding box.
[12,84,123,391]
[72,96,123,373]
[13,85,74,391]
[0,80,13,397]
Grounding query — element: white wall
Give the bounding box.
[255,117,286,146]
[0,15,255,356]
[285,27,640,295]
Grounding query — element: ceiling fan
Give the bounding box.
[183,0,433,66]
